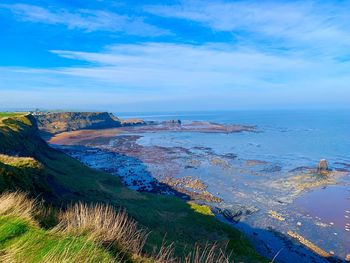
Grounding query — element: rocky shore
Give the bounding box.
[47,121,350,262]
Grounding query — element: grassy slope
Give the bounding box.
[0,216,117,263]
[0,114,266,262]
[0,113,25,118]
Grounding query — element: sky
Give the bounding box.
[1,0,350,112]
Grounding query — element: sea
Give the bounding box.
[115,110,350,262]
[118,110,350,169]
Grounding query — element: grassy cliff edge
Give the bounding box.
[0,114,266,262]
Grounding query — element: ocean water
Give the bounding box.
[118,110,350,170]
[115,110,350,261]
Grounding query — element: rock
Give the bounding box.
[213,205,259,223]
[164,119,181,125]
[289,166,312,173]
[120,118,146,126]
[268,210,285,221]
[317,159,329,173]
[223,209,242,222]
[261,165,282,173]
[35,112,122,134]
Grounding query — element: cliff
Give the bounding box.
[34,112,122,134]
[0,115,54,197]
[0,114,266,262]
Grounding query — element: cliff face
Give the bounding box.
[0,114,45,156]
[34,112,122,134]
[0,114,53,197]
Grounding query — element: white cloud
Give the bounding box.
[1,42,349,110]
[49,43,346,89]
[1,0,350,110]
[145,1,350,57]
[0,3,169,36]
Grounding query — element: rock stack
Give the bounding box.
[317,159,329,174]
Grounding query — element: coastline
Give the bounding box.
[47,120,350,262]
[0,114,269,262]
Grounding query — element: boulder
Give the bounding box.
[317,159,329,173]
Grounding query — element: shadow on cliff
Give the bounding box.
[51,144,191,200]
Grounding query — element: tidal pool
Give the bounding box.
[294,186,350,258]
[295,186,350,227]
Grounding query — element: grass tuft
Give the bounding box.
[0,192,38,224]
[54,202,148,256]
[184,243,230,263]
[0,193,118,263]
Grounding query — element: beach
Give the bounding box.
[48,110,350,262]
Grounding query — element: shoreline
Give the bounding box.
[48,124,350,262]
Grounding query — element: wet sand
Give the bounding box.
[49,128,123,145]
[49,120,256,145]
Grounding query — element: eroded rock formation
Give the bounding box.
[317,159,329,174]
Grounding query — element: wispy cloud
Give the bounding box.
[146,1,350,57]
[0,3,169,36]
[1,42,349,110]
[1,1,350,110]
[49,43,319,89]
[49,42,349,88]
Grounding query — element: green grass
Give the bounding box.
[0,216,117,263]
[0,113,25,119]
[0,114,268,262]
[0,216,29,245]
[0,154,50,197]
[188,202,214,216]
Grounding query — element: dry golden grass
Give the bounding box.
[0,193,234,263]
[53,203,233,263]
[0,193,122,263]
[0,192,38,223]
[0,154,42,169]
[54,203,148,255]
[153,240,176,263]
[152,242,231,263]
[183,243,230,263]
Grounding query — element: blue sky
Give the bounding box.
[1,0,350,112]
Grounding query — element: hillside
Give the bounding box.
[0,114,266,262]
[0,192,119,262]
[34,112,122,134]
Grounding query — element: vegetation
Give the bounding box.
[0,192,127,263]
[0,112,25,118]
[0,114,267,262]
[0,192,238,262]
